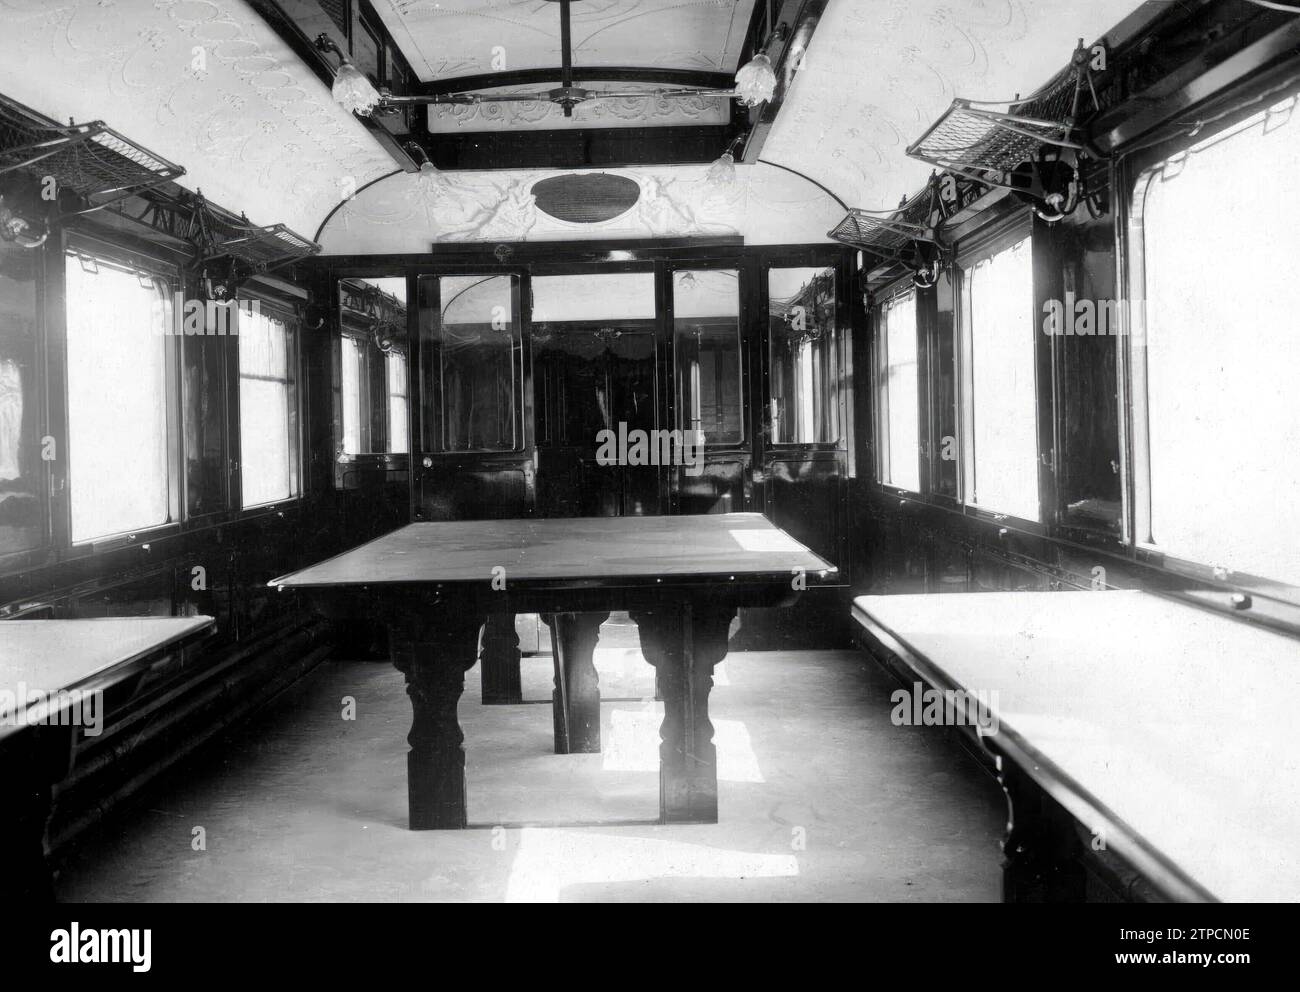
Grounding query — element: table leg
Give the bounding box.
[0,726,74,901]
[630,602,736,824]
[545,612,609,754]
[479,613,523,705]
[390,614,485,829]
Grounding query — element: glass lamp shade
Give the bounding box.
[707,151,738,188]
[333,62,382,116]
[735,53,777,107]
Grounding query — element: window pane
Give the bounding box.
[0,238,42,555]
[963,237,1039,521]
[338,277,403,456]
[183,329,228,517]
[386,351,408,454]
[239,305,298,507]
[769,266,840,444]
[673,269,741,444]
[65,256,170,543]
[422,274,519,452]
[340,335,368,455]
[879,291,920,490]
[1136,95,1300,584]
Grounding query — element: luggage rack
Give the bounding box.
[829,179,950,288]
[906,40,1103,220]
[0,94,184,216]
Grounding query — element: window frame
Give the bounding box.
[1120,82,1300,597]
[334,273,414,472]
[419,269,527,457]
[61,235,183,552]
[953,213,1046,532]
[762,259,848,452]
[234,294,305,512]
[872,280,923,495]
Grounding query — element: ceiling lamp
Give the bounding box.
[707,151,737,188]
[707,135,746,189]
[314,34,382,116]
[734,54,777,107]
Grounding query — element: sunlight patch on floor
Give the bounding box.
[600,704,764,782]
[503,828,799,902]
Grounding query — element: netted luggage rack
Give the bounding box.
[829,180,950,287]
[906,40,1102,195]
[0,93,184,215]
[202,216,320,270]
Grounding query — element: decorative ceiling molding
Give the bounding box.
[427,90,730,131]
[318,162,844,251]
[0,0,396,237]
[370,0,759,83]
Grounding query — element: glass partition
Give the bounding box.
[420,274,520,452]
[337,276,407,458]
[768,266,841,444]
[673,269,742,445]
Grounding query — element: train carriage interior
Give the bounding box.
[1,0,1298,910]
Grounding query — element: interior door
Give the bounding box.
[531,269,663,517]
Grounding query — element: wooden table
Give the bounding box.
[0,616,215,899]
[852,591,1300,902]
[272,513,838,828]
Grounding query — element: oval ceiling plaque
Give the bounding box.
[531,173,641,224]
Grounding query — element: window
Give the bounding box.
[422,274,520,452]
[959,236,1039,522]
[340,334,371,456]
[673,269,742,444]
[65,254,171,543]
[1130,93,1300,585]
[876,290,920,491]
[768,266,841,444]
[0,238,41,556]
[238,303,300,507]
[386,351,408,454]
[338,277,405,458]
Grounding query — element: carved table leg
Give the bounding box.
[996,754,1086,902]
[545,612,609,754]
[479,612,523,705]
[390,613,485,829]
[631,602,736,824]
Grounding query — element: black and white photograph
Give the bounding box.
[0,0,1295,971]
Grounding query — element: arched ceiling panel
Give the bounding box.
[762,0,1144,211]
[0,0,396,237]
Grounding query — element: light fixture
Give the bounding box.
[315,34,382,116]
[707,135,745,189]
[735,54,777,107]
[707,151,737,188]
[734,24,790,108]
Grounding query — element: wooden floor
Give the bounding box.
[53,634,1005,902]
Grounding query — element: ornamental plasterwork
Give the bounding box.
[427,93,730,132]
[1,0,395,236]
[320,164,840,249]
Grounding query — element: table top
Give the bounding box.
[0,616,214,728]
[852,591,1300,902]
[270,514,838,590]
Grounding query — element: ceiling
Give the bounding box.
[763,0,1146,211]
[372,0,758,81]
[1,0,395,240]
